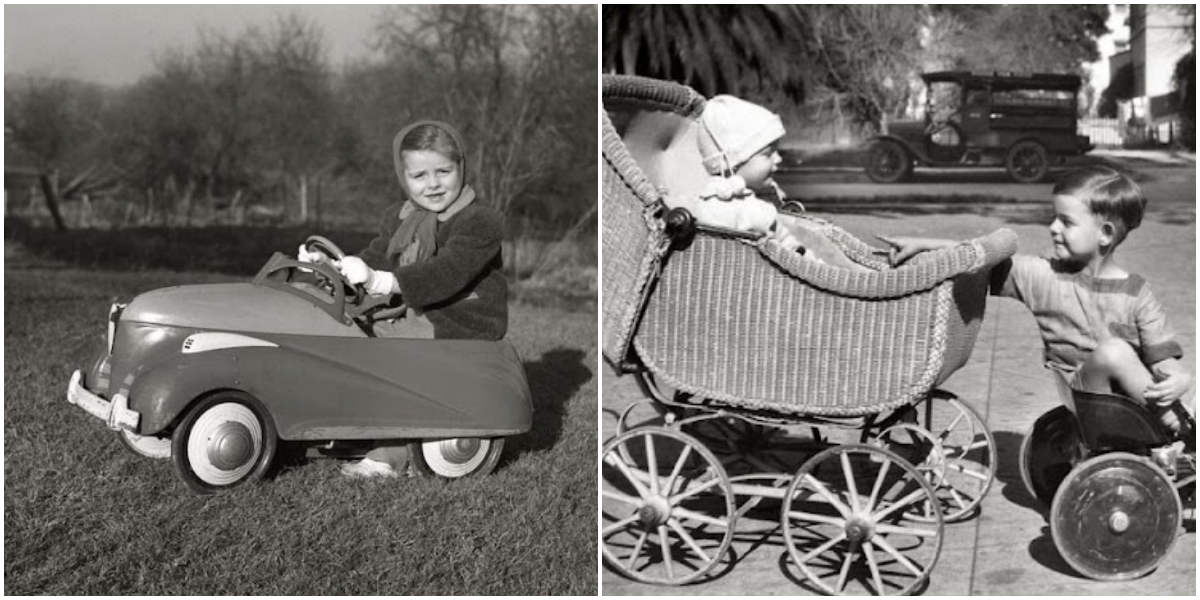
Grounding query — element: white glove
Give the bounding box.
[337,256,398,296]
[297,244,328,264]
[699,175,748,201]
[337,256,371,285]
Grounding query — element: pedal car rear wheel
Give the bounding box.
[781,444,944,596]
[171,392,277,494]
[409,437,504,479]
[601,427,736,585]
[1020,406,1082,507]
[119,429,172,459]
[1050,453,1181,581]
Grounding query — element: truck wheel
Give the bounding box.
[171,392,277,494]
[1005,140,1049,183]
[409,437,504,479]
[864,140,913,183]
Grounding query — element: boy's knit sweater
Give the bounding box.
[359,201,507,340]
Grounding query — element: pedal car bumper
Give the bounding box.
[67,370,140,431]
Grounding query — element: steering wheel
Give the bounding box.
[301,235,361,305]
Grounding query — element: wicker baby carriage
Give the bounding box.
[601,75,1019,595]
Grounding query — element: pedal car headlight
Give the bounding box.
[107,303,126,354]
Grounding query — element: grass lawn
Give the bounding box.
[4,265,597,595]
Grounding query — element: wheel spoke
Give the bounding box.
[602,489,641,507]
[658,525,674,580]
[836,547,857,592]
[803,473,854,519]
[663,444,693,497]
[841,452,862,513]
[604,451,651,499]
[946,461,990,481]
[645,433,659,496]
[937,410,966,441]
[873,488,928,522]
[787,510,846,528]
[863,540,886,595]
[673,506,731,530]
[875,522,941,538]
[669,475,724,504]
[603,513,642,537]
[798,532,849,565]
[949,488,970,510]
[627,529,650,572]
[866,458,893,513]
[667,518,712,564]
[872,535,925,577]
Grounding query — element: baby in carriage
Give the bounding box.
[687,95,867,271]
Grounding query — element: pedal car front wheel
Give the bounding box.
[409,437,504,479]
[171,392,278,494]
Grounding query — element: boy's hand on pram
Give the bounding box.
[877,236,956,266]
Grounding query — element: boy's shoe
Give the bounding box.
[341,457,399,479]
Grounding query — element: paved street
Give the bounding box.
[601,155,1196,595]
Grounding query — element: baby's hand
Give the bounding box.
[700,175,748,201]
[1145,371,1194,406]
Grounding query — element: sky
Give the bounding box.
[4,4,387,86]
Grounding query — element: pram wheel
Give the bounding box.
[873,392,995,523]
[1050,452,1181,580]
[601,427,737,585]
[781,444,944,596]
[1020,406,1083,507]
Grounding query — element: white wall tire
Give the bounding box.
[409,437,504,479]
[171,393,277,494]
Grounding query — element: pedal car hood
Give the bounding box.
[122,283,362,337]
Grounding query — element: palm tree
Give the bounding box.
[602,5,810,99]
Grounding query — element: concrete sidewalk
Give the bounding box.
[601,197,1196,594]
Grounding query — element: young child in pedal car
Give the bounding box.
[882,166,1195,448]
[299,120,508,478]
[688,95,868,271]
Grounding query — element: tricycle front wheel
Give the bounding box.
[409,437,504,479]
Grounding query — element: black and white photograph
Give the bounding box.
[600,4,1195,595]
[5,4,597,595]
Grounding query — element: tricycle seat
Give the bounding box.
[1052,370,1174,453]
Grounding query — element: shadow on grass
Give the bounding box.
[511,347,593,456]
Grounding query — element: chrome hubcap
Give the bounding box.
[208,422,253,470]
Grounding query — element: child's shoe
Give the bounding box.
[340,457,399,479]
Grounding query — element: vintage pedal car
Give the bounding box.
[67,237,533,493]
[863,71,1094,184]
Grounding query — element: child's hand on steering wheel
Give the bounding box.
[337,256,397,296]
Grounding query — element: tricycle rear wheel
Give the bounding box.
[409,437,504,479]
